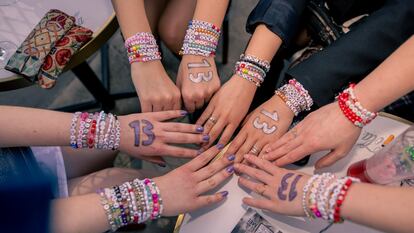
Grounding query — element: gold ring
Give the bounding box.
[250,145,259,155]
[208,117,217,124]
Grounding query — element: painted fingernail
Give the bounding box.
[226,165,234,173]
[202,134,210,142]
[220,191,229,197]
[216,143,224,150]
[227,154,235,161]
[180,110,188,116]
[196,126,204,133]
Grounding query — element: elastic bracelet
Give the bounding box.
[124,32,161,64]
[317,174,336,220]
[180,19,221,57]
[333,177,360,223]
[76,112,89,148]
[70,112,81,148]
[240,53,271,72]
[302,175,319,219]
[275,80,313,116]
[234,55,269,87]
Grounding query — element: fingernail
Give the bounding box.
[158,163,166,167]
[216,143,224,150]
[202,134,210,142]
[226,165,234,173]
[196,126,204,133]
[227,154,235,161]
[180,110,188,116]
[220,191,229,197]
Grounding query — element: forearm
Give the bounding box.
[192,0,229,26]
[245,25,283,62]
[0,106,70,147]
[342,183,414,233]
[354,36,414,112]
[111,0,152,38]
[51,194,109,233]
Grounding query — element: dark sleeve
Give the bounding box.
[246,0,307,47]
[286,0,414,107]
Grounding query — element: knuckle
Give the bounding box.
[206,196,214,204]
[208,178,217,188]
[206,166,216,176]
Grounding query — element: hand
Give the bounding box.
[119,110,209,165]
[154,143,235,216]
[177,55,221,113]
[131,61,181,112]
[225,95,294,163]
[196,76,257,148]
[264,103,362,168]
[235,154,310,216]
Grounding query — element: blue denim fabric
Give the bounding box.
[246,0,307,47]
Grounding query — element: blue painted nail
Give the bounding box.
[196,126,204,133]
[216,143,224,150]
[226,165,234,173]
[220,191,229,197]
[180,110,188,116]
[227,154,235,161]
[202,134,210,142]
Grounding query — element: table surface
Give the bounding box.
[0,0,114,81]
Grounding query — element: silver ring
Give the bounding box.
[208,116,217,124]
[250,145,259,155]
[291,128,298,138]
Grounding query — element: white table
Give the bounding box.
[0,0,115,91]
[176,113,412,233]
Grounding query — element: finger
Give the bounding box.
[265,128,298,153]
[233,163,273,184]
[259,143,271,158]
[140,100,152,113]
[274,145,311,166]
[194,191,228,210]
[163,132,208,144]
[242,197,274,212]
[183,95,196,113]
[195,98,205,110]
[238,177,272,199]
[162,145,200,158]
[243,154,277,175]
[204,119,226,147]
[217,124,236,146]
[153,103,163,112]
[195,153,235,181]
[140,155,166,166]
[196,102,215,126]
[172,99,182,110]
[224,132,246,160]
[153,110,188,121]
[186,143,224,171]
[235,138,255,163]
[264,136,303,161]
[163,122,204,134]
[315,149,347,169]
[196,165,234,194]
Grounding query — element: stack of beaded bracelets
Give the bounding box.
[69,111,121,150]
[302,173,360,223]
[234,54,271,87]
[98,178,163,231]
[275,79,313,116]
[337,83,377,128]
[124,32,162,63]
[179,19,221,57]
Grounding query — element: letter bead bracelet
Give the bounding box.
[234,54,271,87]
[275,79,313,116]
[124,32,161,64]
[180,19,221,57]
[70,111,120,150]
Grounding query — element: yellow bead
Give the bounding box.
[243,69,248,74]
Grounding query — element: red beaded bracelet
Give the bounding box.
[333,178,354,223]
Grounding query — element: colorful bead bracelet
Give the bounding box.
[234,54,270,87]
[180,19,221,57]
[275,79,313,116]
[124,32,161,63]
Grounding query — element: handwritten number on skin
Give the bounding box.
[129,119,155,147]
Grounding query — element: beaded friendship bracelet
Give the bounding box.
[337,83,377,128]
[275,79,313,116]
[180,19,221,57]
[69,111,121,150]
[98,178,163,231]
[234,54,270,87]
[124,32,162,64]
[302,173,360,224]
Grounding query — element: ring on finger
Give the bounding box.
[257,183,267,196]
[208,116,218,124]
[249,145,260,155]
[291,128,298,138]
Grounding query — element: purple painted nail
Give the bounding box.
[180,110,188,116]
[216,143,224,150]
[227,154,235,161]
[202,134,210,142]
[196,126,204,133]
[220,191,229,197]
[226,165,234,173]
